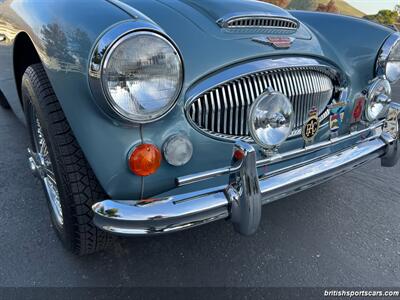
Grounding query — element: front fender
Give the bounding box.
[5,0,148,199]
[291,11,393,90]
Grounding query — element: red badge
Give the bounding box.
[252,36,295,49]
[351,97,365,123]
[267,37,294,49]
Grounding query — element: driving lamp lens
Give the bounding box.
[249,90,294,149]
[102,31,183,123]
[366,78,391,122]
[163,135,193,167]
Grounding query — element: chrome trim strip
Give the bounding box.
[106,0,139,18]
[176,121,384,187]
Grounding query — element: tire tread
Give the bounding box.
[23,64,112,255]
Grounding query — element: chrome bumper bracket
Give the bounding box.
[229,141,262,236]
[381,102,400,167]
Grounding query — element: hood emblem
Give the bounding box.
[252,36,295,49]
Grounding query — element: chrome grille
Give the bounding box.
[219,17,299,30]
[188,67,334,140]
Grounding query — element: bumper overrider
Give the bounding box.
[92,103,400,236]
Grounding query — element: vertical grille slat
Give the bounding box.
[227,84,234,135]
[210,91,216,132]
[257,75,265,96]
[189,67,335,140]
[204,94,209,129]
[294,70,303,127]
[252,75,261,96]
[247,77,256,102]
[290,71,299,127]
[216,90,222,133]
[197,97,203,127]
[242,78,251,134]
[261,72,268,89]
[305,71,313,121]
[237,80,246,136]
[221,86,228,134]
[232,82,240,135]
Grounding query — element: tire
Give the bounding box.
[0,91,11,109]
[22,63,112,255]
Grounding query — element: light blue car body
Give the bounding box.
[0,0,393,200]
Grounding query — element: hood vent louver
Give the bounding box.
[217,15,299,30]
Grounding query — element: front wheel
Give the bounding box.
[22,63,112,255]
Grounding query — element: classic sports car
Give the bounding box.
[0,0,399,255]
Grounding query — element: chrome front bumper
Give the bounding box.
[92,103,400,236]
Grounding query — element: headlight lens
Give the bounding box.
[377,33,400,84]
[249,90,293,149]
[102,31,183,123]
[365,78,391,122]
[385,40,400,83]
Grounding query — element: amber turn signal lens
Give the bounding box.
[129,144,162,176]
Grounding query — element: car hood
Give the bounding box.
[114,0,325,86]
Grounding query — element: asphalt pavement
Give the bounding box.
[0,86,399,288]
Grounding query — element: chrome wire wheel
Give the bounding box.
[30,108,64,227]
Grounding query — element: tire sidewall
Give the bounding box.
[22,67,76,251]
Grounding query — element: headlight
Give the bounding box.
[101,31,183,123]
[249,89,293,149]
[365,78,391,122]
[377,32,400,84]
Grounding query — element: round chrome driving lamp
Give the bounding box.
[248,89,294,149]
[365,78,391,122]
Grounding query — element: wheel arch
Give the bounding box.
[13,32,42,109]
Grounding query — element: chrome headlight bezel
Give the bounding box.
[365,77,392,122]
[376,32,400,84]
[89,22,184,124]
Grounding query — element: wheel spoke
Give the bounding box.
[31,112,63,226]
[44,167,56,184]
